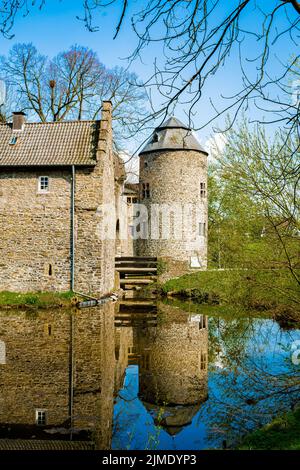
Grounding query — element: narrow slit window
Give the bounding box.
[199,222,206,236]
[146,183,150,198]
[200,182,206,198]
[48,264,53,276]
[201,352,207,370]
[38,176,49,193]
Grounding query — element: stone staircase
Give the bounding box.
[115,256,157,290]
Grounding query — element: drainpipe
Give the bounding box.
[71,165,75,291]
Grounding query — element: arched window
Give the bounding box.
[0,340,6,365]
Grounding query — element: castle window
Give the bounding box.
[38,176,49,193]
[152,133,159,143]
[199,222,206,236]
[201,352,207,370]
[200,182,206,198]
[35,409,47,426]
[48,264,53,276]
[9,136,18,145]
[141,183,150,199]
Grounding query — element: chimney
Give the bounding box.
[12,112,26,131]
[97,101,113,160]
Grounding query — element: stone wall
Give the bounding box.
[138,149,208,276]
[0,102,116,296]
[0,168,72,292]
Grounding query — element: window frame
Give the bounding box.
[199,222,206,237]
[200,182,206,198]
[35,409,47,426]
[38,176,50,194]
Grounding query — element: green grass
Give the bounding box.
[238,408,300,450]
[161,269,300,314]
[0,291,77,308]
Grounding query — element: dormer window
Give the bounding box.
[152,133,159,143]
[9,136,18,146]
[38,176,49,193]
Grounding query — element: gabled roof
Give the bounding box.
[139,116,208,156]
[0,120,100,167]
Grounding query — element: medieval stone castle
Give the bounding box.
[0,102,208,296]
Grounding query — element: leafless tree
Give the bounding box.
[0,43,147,145]
[1,2,300,131]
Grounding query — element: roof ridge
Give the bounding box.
[0,119,100,127]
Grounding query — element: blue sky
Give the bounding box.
[0,0,297,151]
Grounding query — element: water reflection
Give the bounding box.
[0,305,115,450]
[115,302,208,438]
[0,300,299,450]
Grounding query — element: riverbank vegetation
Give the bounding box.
[163,121,299,318]
[0,291,76,309]
[238,408,300,450]
[162,269,299,319]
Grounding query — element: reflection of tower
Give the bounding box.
[137,303,208,435]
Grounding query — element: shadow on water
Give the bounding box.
[0,296,299,450]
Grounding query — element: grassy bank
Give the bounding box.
[161,269,300,319]
[0,291,77,309]
[238,408,300,450]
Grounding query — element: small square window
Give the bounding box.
[35,409,47,426]
[38,176,49,193]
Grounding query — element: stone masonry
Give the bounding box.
[0,102,117,296]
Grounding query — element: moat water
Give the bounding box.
[0,298,299,450]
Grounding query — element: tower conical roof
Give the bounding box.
[139,116,208,155]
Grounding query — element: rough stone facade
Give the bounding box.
[0,102,119,296]
[137,118,208,278]
[0,303,115,449]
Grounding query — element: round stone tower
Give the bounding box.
[137,117,208,278]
